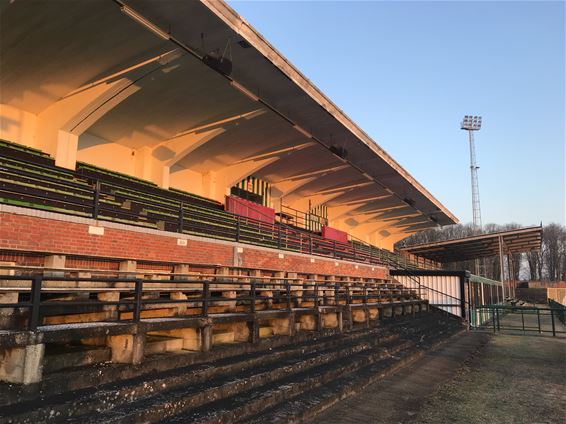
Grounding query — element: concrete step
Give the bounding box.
[157,318,455,424]
[3,318,416,422]
[241,326,464,423]
[43,344,111,373]
[163,339,417,424]
[76,333,411,423]
[145,335,185,355]
[162,316,464,423]
[0,323,346,409]
[1,311,457,424]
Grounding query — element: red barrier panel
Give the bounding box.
[225,196,275,224]
[322,225,349,244]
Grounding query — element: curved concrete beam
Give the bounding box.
[37,49,184,169]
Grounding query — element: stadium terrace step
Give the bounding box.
[242,317,462,424]
[0,310,462,424]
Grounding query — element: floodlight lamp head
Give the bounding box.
[460,115,482,131]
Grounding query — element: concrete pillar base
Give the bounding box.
[0,344,44,384]
[201,325,212,352]
[108,334,144,364]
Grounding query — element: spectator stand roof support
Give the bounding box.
[399,226,543,299]
[0,0,458,250]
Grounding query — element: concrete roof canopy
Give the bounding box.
[0,0,458,249]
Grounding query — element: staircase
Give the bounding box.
[0,309,463,424]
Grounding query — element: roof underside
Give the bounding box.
[399,227,543,263]
[0,0,457,236]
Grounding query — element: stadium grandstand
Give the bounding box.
[0,1,534,423]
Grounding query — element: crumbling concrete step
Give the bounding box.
[307,332,491,424]
[43,345,111,373]
[158,318,452,424]
[3,320,408,423]
[242,327,464,423]
[145,336,185,355]
[76,334,407,423]
[0,324,347,409]
[163,338,415,424]
[1,312,453,424]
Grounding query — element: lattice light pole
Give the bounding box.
[460,115,483,233]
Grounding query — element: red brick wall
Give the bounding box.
[0,211,388,279]
[241,250,387,278]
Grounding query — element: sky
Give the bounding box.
[228,0,565,227]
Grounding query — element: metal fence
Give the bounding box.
[470,304,566,337]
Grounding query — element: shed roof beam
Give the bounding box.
[65,49,184,98]
[271,177,317,198]
[313,181,373,196]
[287,191,347,213]
[336,194,394,207]
[37,48,185,169]
[235,141,316,163]
[374,208,421,220]
[272,164,349,183]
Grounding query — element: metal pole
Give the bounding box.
[498,236,506,301]
[133,279,142,322]
[203,281,210,317]
[250,281,256,313]
[507,253,514,299]
[178,202,184,233]
[309,235,313,255]
[93,180,101,219]
[236,216,241,242]
[286,278,292,311]
[29,275,42,331]
[496,307,500,331]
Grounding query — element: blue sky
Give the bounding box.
[228,0,565,227]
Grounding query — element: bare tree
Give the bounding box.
[542,223,566,281]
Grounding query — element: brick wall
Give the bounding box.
[0,209,388,279]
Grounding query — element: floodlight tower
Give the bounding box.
[460,115,483,233]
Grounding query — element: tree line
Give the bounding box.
[395,223,566,282]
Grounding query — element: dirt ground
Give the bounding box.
[415,333,566,424]
[310,330,565,424]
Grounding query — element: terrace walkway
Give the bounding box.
[310,331,566,424]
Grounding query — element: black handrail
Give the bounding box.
[0,274,423,332]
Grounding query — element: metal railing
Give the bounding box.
[0,274,421,332]
[276,203,328,232]
[471,304,566,337]
[548,299,566,325]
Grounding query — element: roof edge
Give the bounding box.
[200,0,458,225]
[399,225,543,252]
